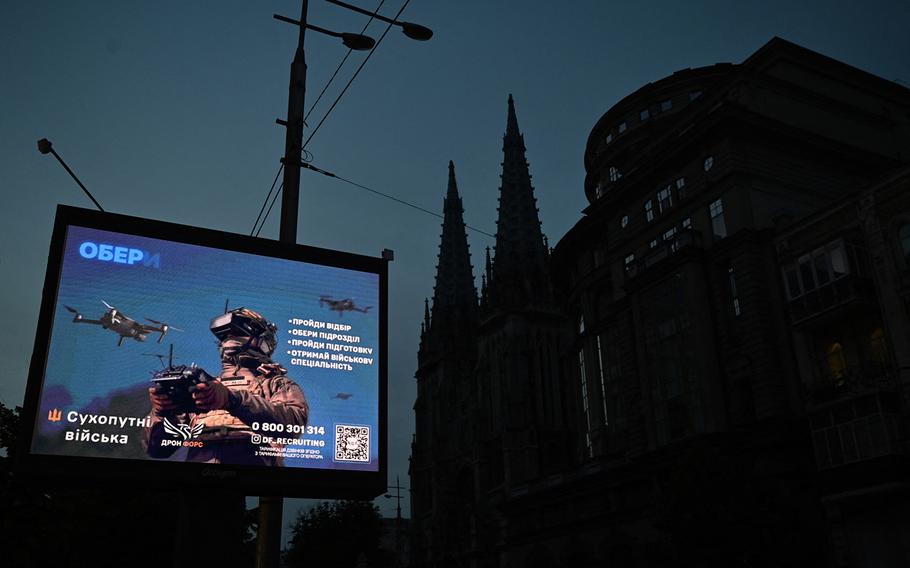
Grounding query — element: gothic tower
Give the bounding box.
[476,95,571,493]
[411,162,479,567]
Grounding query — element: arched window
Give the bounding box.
[870,327,887,367]
[899,224,910,259]
[827,342,847,383]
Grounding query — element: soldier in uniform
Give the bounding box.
[144,307,308,466]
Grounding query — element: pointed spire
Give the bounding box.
[424,298,431,330]
[485,246,492,282]
[488,94,551,309]
[430,161,478,322]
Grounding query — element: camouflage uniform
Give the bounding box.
[144,308,308,466]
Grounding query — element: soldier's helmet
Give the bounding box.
[210,307,278,357]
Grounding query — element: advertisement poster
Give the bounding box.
[31,225,380,472]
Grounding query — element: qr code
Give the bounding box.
[334,424,370,462]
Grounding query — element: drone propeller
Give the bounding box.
[64,305,78,314]
[146,318,183,343]
[101,300,115,310]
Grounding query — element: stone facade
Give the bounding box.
[411,38,910,567]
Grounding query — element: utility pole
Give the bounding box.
[278,0,308,245]
[258,3,308,565]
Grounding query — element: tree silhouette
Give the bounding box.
[285,500,390,568]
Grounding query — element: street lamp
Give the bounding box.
[272,1,433,245]
[272,14,376,50]
[325,0,433,41]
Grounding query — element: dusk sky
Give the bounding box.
[3,0,909,536]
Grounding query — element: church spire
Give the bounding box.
[488,94,551,309]
[430,161,478,327]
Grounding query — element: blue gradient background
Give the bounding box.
[32,225,380,470]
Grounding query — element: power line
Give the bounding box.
[299,161,496,239]
[256,182,284,238]
[251,164,284,236]
[302,0,411,150]
[303,0,386,126]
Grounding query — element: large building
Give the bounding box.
[410,38,910,567]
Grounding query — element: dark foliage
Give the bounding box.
[285,500,390,568]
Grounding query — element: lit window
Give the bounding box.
[660,99,672,112]
[640,108,650,121]
[645,200,654,222]
[681,217,692,229]
[609,166,622,182]
[675,177,686,190]
[689,90,702,101]
[606,132,613,144]
[650,239,658,249]
[624,253,635,270]
[578,314,586,334]
[899,224,910,259]
[728,266,741,317]
[658,186,673,213]
[709,198,727,239]
[703,156,714,172]
[620,215,629,229]
[826,342,847,384]
[618,121,627,134]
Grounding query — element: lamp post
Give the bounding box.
[261,3,431,567]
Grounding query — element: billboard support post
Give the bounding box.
[261,1,308,565]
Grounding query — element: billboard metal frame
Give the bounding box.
[18,205,388,499]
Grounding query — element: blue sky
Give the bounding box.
[2,0,908,536]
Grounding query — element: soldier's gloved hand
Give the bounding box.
[149,388,177,416]
[192,380,231,412]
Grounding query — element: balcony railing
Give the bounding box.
[807,372,907,471]
[626,229,703,280]
[787,274,875,325]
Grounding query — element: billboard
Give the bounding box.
[19,206,387,497]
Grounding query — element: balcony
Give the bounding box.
[625,229,703,281]
[807,368,907,471]
[787,274,876,326]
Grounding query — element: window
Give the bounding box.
[675,177,686,190]
[618,121,627,134]
[605,132,613,144]
[609,166,622,182]
[728,266,741,317]
[596,336,609,426]
[827,342,847,383]
[689,90,702,101]
[899,224,910,259]
[649,238,658,249]
[578,349,593,457]
[870,328,887,367]
[703,156,714,172]
[709,198,727,239]
[624,253,635,271]
[578,314,586,334]
[620,214,629,229]
[640,108,650,121]
[664,227,678,251]
[681,217,692,229]
[783,241,853,299]
[660,99,672,112]
[658,186,673,213]
[645,200,654,222]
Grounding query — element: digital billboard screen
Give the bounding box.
[20,206,387,497]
